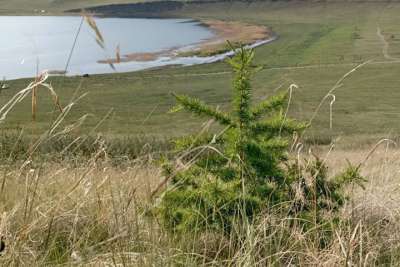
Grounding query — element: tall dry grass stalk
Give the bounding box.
[31,72,63,121]
[0,72,62,124]
[83,12,118,70]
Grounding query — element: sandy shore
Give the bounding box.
[188,19,272,56]
[98,19,272,64]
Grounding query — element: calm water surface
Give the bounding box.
[0,16,215,79]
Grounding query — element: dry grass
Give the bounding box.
[326,147,400,220]
[0,139,400,265]
[0,157,164,266]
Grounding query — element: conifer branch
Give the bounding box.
[233,75,252,126]
[172,93,234,126]
[228,47,257,127]
[251,116,307,136]
[174,133,219,151]
[251,92,287,120]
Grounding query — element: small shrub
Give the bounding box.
[158,47,365,238]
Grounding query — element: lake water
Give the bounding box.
[0,16,215,80]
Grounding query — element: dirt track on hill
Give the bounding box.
[131,59,400,79]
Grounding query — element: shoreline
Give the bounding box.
[0,16,276,80]
[98,19,274,64]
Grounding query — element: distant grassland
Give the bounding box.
[0,0,145,15]
[1,1,400,146]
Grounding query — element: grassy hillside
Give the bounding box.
[0,0,144,15]
[1,1,400,146]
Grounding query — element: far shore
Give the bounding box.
[98,19,273,64]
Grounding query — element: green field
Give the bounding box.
[2,1,400,146]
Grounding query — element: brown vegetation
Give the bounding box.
[1,144,400,265]
[194,19,271,54]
